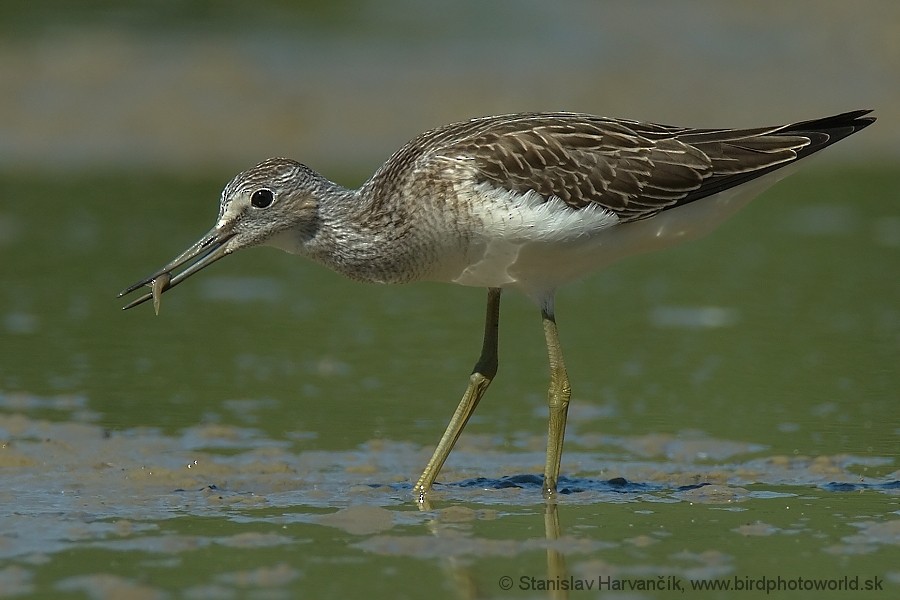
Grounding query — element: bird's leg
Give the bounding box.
[414,287,502,503]
[541,303,571,498]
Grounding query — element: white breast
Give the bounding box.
[449,182,620,289]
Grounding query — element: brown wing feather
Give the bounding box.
[371,110,874,222]
[470,121,712,216]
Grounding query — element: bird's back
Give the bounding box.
[369,110,873,220]
[355,111,874,295]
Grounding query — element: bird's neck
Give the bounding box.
[304,180,422,284]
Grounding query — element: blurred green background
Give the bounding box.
[1,2,897,598]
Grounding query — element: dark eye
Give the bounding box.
[250,188,275,208]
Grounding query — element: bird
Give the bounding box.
[119,109,874,502]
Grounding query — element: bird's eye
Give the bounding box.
[250,188,275,208]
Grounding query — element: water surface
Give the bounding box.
[1,169,898,597]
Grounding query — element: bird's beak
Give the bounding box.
[118,224,237,313]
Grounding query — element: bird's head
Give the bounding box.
[118,157,323,312]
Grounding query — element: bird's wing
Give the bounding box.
[407,111,872,222]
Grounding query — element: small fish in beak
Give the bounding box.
[151,272,171,315]
[118,226,236,311]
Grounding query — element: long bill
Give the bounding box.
[118,226,236,311]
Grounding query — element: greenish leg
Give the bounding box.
[414,287,501,503]
[541,306,571,499]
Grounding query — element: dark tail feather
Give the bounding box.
[677,110,875,205]
[780,109,875,160]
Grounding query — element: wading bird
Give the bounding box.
[120,110,874,501]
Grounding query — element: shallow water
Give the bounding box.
[1,169,898,597]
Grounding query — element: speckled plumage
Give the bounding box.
[120,109,874,500]
[366,110,867,218]
[121,110,873,305]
